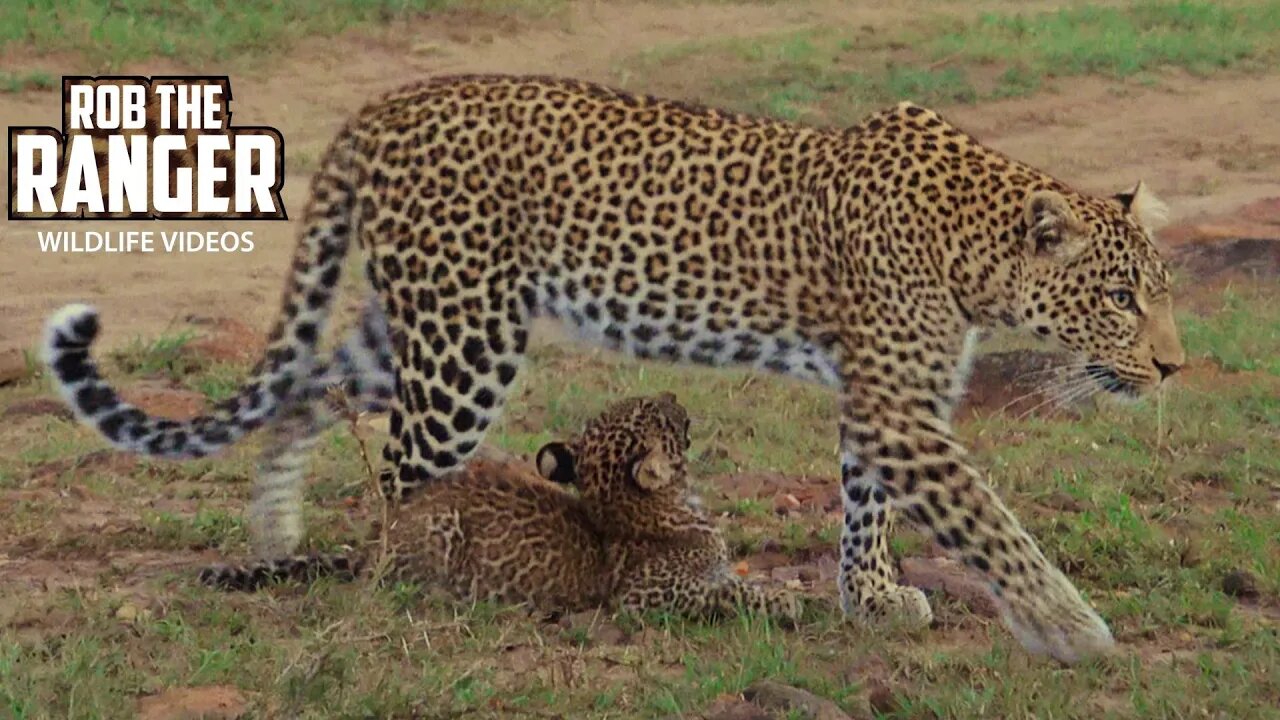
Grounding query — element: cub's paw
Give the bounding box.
[767,589,803,627]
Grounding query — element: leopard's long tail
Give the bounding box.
[199,553,362,592]
[42,131,361,460]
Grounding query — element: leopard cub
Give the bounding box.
[201,393,799,624]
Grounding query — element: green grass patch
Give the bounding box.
[622,27,977,124]
[1180,287,1280,375]
[620,1,1280,126]
[0,70,55,94]
[931,1,1280,80]
[106,330,198,378]
[0,0,566,71]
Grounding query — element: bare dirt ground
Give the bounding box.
[2,1,1278,354]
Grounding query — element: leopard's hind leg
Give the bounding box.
[246,295,395,557]
[362,227,533,502]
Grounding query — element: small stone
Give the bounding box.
[743,680,854,720]
[867,682,902,716]
[773,493,802,515]
[0,350,31,386]
[704,698,771,720]
[1222,570,1259,599]
[115,602,151,623]
[559,609,628,645]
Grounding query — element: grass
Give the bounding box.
[0,70,54,94]
[930,1,1280,80]
[620,27,979,125]
[0,0,567,71]
[106,330,198,378]
[2,0,1279,716]
[1181,287,1280,375]
[619,0,1280,126]
[1,276,1278,718]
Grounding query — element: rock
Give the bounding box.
[867,682,902,717]
[1040,491,1084,513]
[137,686,249,720]
[745,552,792,573]
[773,493,802,515]
[899,557,1000,618]
[0,350,31,387]
[704,698,772,720]
[770,565,823,585]
[742,681,855,720]
[1222,570,1260,599]
[115,602,152,623]
[0,348,33,386]
[559,609,628,645]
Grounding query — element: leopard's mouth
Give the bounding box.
[1084,363,1142,399]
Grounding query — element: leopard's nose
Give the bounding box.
[1153,358,1181,380]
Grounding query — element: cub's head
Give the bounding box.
[1015,181,1185,399]
[535,393,695,536]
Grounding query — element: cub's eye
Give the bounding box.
[1109,289,1137,312]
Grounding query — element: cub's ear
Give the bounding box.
[632,448,676,491]
[535,442,577,485]
[1024,190,1088,262]
[1113,180,1169,231]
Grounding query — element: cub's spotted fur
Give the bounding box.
[202,394,799,623]
[46,74,1184,663]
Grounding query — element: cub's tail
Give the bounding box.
[199,553,362,592]
[42,133,361,459]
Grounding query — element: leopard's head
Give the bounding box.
[1015,181,1185,399]
[535,393,696,537]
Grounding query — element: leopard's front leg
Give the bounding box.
[837,442,933,629]
[837,381,1114,664]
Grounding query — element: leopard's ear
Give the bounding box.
[1114,180,1169,231]
[535,442,577,485]
[1024,190,1088,262]
[632,448,676,491]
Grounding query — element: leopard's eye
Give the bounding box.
[1109,289,1137,312]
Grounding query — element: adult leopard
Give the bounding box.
[44,74,1185,664]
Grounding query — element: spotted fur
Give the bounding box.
[47,74,1186,662]
[203,394,800,623]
